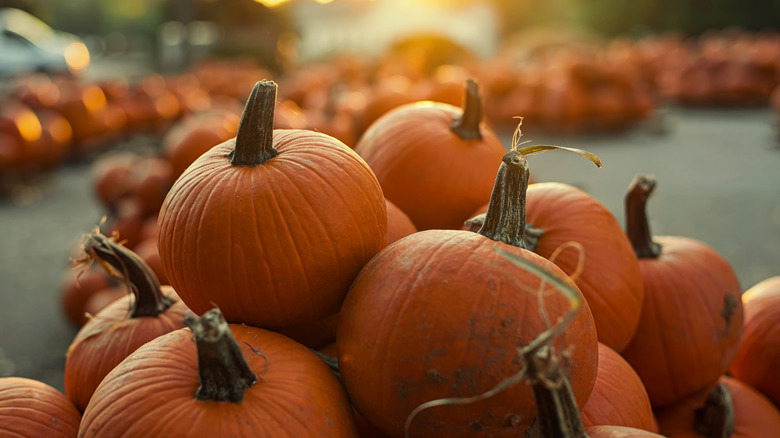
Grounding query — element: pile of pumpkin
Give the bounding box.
[0,58,269,194]
[3,78,780,437]
[637,29,780,107]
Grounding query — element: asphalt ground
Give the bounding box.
[1,104,779,393]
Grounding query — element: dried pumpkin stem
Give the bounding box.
[694,383,735,438]
[625,174,661,258]
[523,346,588,438]
[450,78,483,140]
[81,231,173,318]
[185,308,258,403]
[476,150,540,249]
[231,80,278,167]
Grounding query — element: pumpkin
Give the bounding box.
[581,343,656,432]
[157,80,387,329]
[385,198,418,244]
[337,148,599,437]
[162,109,241,178]
[64,229,192,412]
[0,377,81,438]
[91,151,138,213]
[354,79,506,231]
[79,308,359,437]
[60,265,116,328]
[655,375,780,437]
[729,275,780,407]
[357,75,416,134]
[275,312,340,350]
[620,174,743,408]
[465,172,643,352]
[132,237,169,285]
[127,155,175,217]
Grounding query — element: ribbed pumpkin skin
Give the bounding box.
[79,324,358,438]
[0,377,81,438]
[338,229,599,438]
[621,236,743,408]
[581,343,656,432]
[525,183,643,352]
[157,129,387,329]
[730,276,780,407]
[469,182,644,352]
[64,287,191,412]
[354,101,506,231]
[655,376,780,438]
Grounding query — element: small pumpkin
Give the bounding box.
[655,375,780,437]
[354,79,507,231]
[64,229,192,412]
[60,265,115,328]
[385,197,418,244]
[729,275,780,407]
[157,80,387,329]
[79,308,359,437]
[620,174,743,408]
[0,377,81,438]
[581,343,656,432]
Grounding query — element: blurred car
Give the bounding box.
[0,8,90,78]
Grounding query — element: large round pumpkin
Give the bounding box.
[354,79,506,231]
[620,174,743,408]
[337,149,598,437]
[0,377,81,438]
[157,80,387,329]
[79,308,358,437]
[729,275,780,407]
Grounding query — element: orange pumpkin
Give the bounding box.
[581,343,656,432]
[620,174,743,408]
[729,275,780,407]
[64,230,191,412]
[355,79,506,231]
[79,309,359,437]
[157,80,387,329]
[655,375,780,437]
[385,197,417,244]
[0,377,81,438]
[59,265,115,328]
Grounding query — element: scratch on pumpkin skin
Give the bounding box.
[721,294,738,335]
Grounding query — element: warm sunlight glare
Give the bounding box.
[15,110,43,143]
[253,0,291,8]
[65,42,90,73]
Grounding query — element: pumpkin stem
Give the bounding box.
[230,80,278,167]
[500,246,588,438]
[523,345,589,438]
[450,79,483,141]
[625,174,661,258]
[185,308,258,403]
[694,383,735,438]
[475,150,540,249]
[80,229,173,318]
